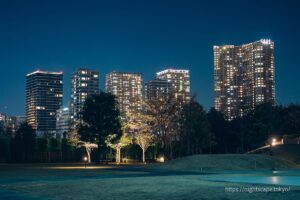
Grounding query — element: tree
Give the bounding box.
[80,92,122,161]
[135,130,154,163]
[126,113,155,163]
[179,98,215,155]
[281,104,300,135]
[14,122,36,153]
[61,138,72,152]
[207,108,234,153]
[106,133,133,164]
[68,122,98,163]
[77,141,98,163]
[144,94,179,159]
[49,138,60,152]
[243,103,276,150]
[36,138,48,152]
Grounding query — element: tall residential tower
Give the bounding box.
[105,71,142,120]
[156,69,190,103]
[70,69,99,122]
[26,70,63,136]
[214,39,275,120]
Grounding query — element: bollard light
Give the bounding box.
[84,156,88,168]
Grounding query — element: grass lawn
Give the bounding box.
[1,155,300,200]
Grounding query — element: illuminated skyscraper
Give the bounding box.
[70,68,99,121]
[26,70,63,136]
[105,71,142,120]
[214,39,275,120]
[156,69,190,103]
[144,79,173,101]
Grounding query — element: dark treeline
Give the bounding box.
[1,93,299,163]
[175,101,300,157]
[0,123,85,162]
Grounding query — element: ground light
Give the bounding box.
[157,156,165,163]
[84,156,88,168]
[272,138,277,146]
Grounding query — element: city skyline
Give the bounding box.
[1,0,300,115]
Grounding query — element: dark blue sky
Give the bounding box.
[1,0,300,115]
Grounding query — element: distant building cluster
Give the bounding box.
[0,113,26,135]
[214,39,275,120]
[0,38,275,137]
[24,68,190,137]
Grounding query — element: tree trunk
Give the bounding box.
[142,148,145,163]
[116,147,121,164]
[86,147,91,163]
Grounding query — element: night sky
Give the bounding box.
[1,0,300,116]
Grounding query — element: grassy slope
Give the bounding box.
[0,163,300,200]
[154,154,298,172]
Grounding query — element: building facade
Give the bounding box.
[56,107,71,138]
[214,39,275,120]
[156,69,190,103]
[144,79,173,101]
[70,69,99,122]
[105,71,142,120]
[26,70,63,136]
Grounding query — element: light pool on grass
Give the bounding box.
[205,175,300,186]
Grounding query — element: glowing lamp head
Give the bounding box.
[158,156,165,163]
[271,138,277,146]
[84,156,88,161]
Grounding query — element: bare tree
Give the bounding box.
[126,113,155,163]
[143,94,180,159]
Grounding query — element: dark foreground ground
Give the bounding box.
[0,163,300,200]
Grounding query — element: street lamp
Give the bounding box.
[271,138,277,146]
[84,156,88,168]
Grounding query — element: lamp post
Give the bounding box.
[269,138,277,171]
[84,156,88,168]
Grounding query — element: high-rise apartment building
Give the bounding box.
[144,79,173,101]
[56,107,71,138]
[70,69,99,121]
[156,69,190,103]
[214,39,275,120]
[105,71,142,120]
[26,70,63,136]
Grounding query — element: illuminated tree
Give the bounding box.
[126,113,155,163]
[105,134,133,164]
[68,123,98,163]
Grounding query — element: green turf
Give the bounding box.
[0,156,300,200]
[152,154,298,172]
